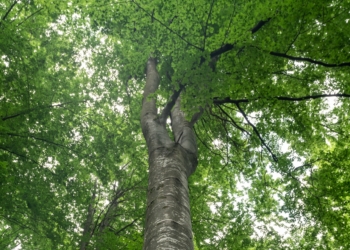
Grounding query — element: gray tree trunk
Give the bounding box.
[141,57,198,249]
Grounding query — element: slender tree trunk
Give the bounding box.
[141,58,198,249]
[80,181,97,250]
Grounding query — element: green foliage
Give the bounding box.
[1,0,350,249]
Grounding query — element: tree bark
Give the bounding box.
[141,58,198,249]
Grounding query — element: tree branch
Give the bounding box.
[235,103,278,162]
[79,181,97,250]
[251,18,271,34]
[210,18,271,58]
[97,189,124,234]
[213,93,350,104]
[270,51,350,67]
[1,100,87,121]
[221,121,243,151]
[213,97,248,105]
[159,85,185,125]
[193,126,223,158]
[16,8,43,27]
[170,97,198,166]
[210,44,235,59]
[141,57,159,117]
[212,105,250,135]
[0,1,18,26]
[0,145,58,175]
[275,93,350,101]
[110,217,141,235]
[285,13,304,54]
[0,132,76,153]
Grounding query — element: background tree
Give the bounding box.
[1,0,350,249]
[1,1,146,249]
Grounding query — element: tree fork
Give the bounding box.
[141,57,198,249]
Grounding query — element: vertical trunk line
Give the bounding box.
[143,145,194,250]
[79,181,97,250]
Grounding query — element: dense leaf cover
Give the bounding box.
[1,0,350,249]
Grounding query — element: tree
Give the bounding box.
[1,0,350,249]
[0,1,147,249]
[98,0,350,248]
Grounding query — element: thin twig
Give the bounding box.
[111,217,141,235]
[270,51,350,67]
[235,103,278,162]
[215,104,250,135]
[194,127,222,157]
[16,8,43,27]
[0,1,18,27]
[0,145,58,173]
[285,13,304,53]
[2,100,87,121]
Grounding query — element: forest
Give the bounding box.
[1,0,350,249]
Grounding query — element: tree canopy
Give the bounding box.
[1,0,350,249]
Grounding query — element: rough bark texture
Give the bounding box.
[141,58,198,249]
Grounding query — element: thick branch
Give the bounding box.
[213,97,249,105]
[210,18,271,58]
[171,97,198,157]
[141,57,173,153]
[159,85,184,124]
[270,51,350,67]
[235,103,278,162]
[251,18,271,33]
[141,57,160,117]
[213,93,350,104]
[209,18,350,69]
[214,105,250,135]
[210,44,235,59]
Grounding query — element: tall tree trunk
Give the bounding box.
[141,58,198,249]
[80,181,97,250]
